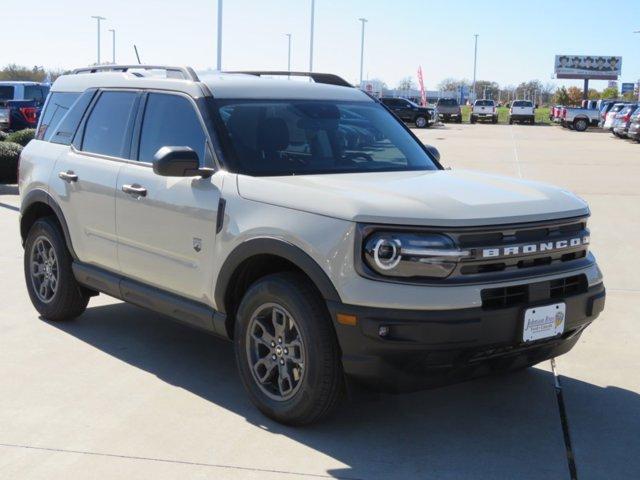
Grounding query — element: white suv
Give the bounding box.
[19,65,605,425]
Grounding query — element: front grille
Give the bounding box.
[482,274,588,310]
[451,216,590,280]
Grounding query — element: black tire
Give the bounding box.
[573,118,588,132]
[414,116,427,128]
[509,118,513,125]
[234,272,343,425]
[530,117,535,125]
[456,116,462,123]
[23,217,89,321]
[492,116,498,124]
[470,115,476,124]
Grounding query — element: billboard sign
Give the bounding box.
[621,82,634,94]
[554,55,621,80]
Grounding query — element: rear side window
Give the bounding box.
[0,86,14,101]
[36,92,80,141]
[82,91,138,158]
[138,93,207,163]
[24,85,49,104]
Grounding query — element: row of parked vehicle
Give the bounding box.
[380,96,538,127]
[550,99,640,140]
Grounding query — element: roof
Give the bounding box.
[50,67,371,102]
[201,73,371,101]
[0,81,46,86]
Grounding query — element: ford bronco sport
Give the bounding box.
[19,65,605,425]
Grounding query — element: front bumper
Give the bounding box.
[328,282,605,391]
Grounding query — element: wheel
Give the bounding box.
[573,118,588,132]
[509,118,513,125]
[234,272,343,425]
[492,116,498,124]
[530,117,535,125]
[456,116,462,123]
[414,116,427,128]
[23,217,89,321]
[470,115,476,124]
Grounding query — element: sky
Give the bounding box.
[4,0,639,91]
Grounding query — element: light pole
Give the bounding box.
[91,16,106,65]
[309,0,315,72]
[285,33,292,73]
[216,0,223,70]
[472,34,478,101]
[108,29,116,64]
[358,18,367,87]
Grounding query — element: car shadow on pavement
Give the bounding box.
[0,184,19,195]
[50,302,640,480]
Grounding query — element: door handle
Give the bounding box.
[122,184,147,197]
[58,170,78,183]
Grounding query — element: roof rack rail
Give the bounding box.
[225,71,352,88]
[71,65,200,82]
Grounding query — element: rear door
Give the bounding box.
[0,85,14,127]
[49,89,140,272]
[115,91,222,302]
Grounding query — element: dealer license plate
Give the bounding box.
[522,303,565,342]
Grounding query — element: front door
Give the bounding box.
[115,92,221,303]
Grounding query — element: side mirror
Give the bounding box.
[424,144,441,162]
[153,146,202,177]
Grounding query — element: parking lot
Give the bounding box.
[1,123,638,480]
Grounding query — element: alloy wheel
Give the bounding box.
[30,236,58,303]
[246,302,306,401]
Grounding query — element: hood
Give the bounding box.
[236,170,589,227]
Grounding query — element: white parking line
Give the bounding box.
[509,126,523,178]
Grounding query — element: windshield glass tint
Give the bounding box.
[214,100,438,176]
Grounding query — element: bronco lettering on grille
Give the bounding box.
[482,236,589,258]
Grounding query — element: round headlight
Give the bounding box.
[373,237,402,270]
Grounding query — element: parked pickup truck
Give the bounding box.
[0,81,49,131]
[436,98,462,123]
[561,107,600,132]
[509,100,535,125]
[470,99,497,124]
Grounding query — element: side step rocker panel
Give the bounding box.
[72,262,229,339]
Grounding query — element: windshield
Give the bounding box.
[212,99,439,176]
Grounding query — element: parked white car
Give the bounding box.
[470,99,497,124]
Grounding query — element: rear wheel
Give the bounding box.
[23,217,89,321]
[234,272,343,425]
[470,115,476,124]
[456,116,462,123]
[492,116,498,124]
[573,118,588,132]
[509,118,513,125]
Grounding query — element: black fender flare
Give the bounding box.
[20,189,78,259]
[214,237,341,313]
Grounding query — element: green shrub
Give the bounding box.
[0,141,22,183]
[6,128,35,146]
[0,130,8,141]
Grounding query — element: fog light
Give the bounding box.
[378,325,390,337]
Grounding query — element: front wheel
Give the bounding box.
[23,217,89,321]
[415,116,427,128]
[234,272,343,425]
